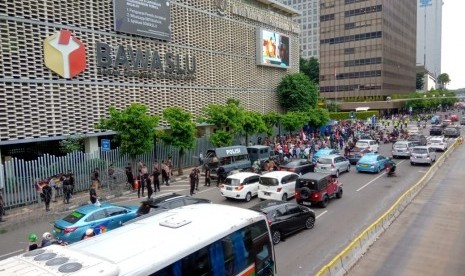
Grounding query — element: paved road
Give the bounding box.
[0,122,461,275]
[349,142,465,275]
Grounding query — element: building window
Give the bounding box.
[320,31,382,44]
[344,5,382,17]
[344,0,369,4]
[344,57,382,67]
[320,14,335,22]
[336,70,382,80]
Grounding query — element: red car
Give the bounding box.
[295,173,343,208]
[450,115,458,122]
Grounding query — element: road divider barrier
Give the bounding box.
[316,138,460,276]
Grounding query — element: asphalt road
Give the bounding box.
[0,121,460,275]
[348,137,465,276]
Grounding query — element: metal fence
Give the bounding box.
[0,136,215,208]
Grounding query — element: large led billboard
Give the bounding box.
[257,28,290,68]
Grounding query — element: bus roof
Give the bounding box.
[69,204,265,275]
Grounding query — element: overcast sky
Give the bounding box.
[442,0,465,89]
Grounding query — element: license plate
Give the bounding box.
[362,164,368,167]
[55,227,61,233]
[264,192,271,196]
[226,187,232,191]
[302,201,312,206]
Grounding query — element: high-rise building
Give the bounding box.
[319,0,417,101]
[416,0,443,87]
[280,0,320,58]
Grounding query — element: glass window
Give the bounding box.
[169,200,185,209]
[106,207,126,217]
[86,210,107,222]
[62,211,85,223]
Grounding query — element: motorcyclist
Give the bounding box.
[40,232,53,248]
[27,233,39,251]
[386,157,396,174]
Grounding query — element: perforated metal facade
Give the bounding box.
[0,0,300,143]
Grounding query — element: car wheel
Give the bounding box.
[305,216,315,229]
[377,166,381,173]
[320,195,329,208]
[347,164,350,172]
[336,188,343,199]
[259,198,265,201]
[411,162,415,166]
[245,192,252,202]
[335,170,340,178]
[282,193,288,201]
[272,230,281,245]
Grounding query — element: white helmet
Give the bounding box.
[42,232,52,240]
[85,229,94,236]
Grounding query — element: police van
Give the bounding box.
[205,146,251,177]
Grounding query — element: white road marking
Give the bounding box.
[356,160,405,192]
[316,210,328,219]
[0,249,24,259]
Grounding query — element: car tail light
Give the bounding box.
[288,168,295,172]
[235,185,244,191]
[295,192,300,199]
[313,193,319,199]
[64,227,78,234]
[277,187,282,192]
[331,161,335,169]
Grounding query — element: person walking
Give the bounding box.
[41,181,53,212]
[0,188,5,223]
[137,173,145,198]
[125,163,135,190]
[91,168,101,190]
[189,169,196,196]
[204,165,211,187]
[216,166,225,187]
[161,161,170,186]
[145,174,153,199]
[152,167,161,192]
[194,167,200,191]
[89,182,98,205]
[62,175,72,204]
[68,171,75,196]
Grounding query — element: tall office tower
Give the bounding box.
[417,0,443,88]
[319,0,417,100]
[280,0,320,58]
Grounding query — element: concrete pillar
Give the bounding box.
[84,136,99,154]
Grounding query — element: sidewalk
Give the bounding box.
[0,168,196,233]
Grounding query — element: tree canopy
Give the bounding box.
[277,73,319,112]
[300,57,320,84]
[262,112,283,136]
[241,110,267,146]
[437,73,451,89]
[159,106,197,175]
[281,111,309,133]
[97,103,159,161]
[416,72,425,90]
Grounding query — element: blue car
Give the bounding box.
[356,153,388,173]
[53,203,138,243]
[311,148,340,164]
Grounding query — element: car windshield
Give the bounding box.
[62,211,85,223]
[430,139,441,143]
[412,148,427,154]
[357,142,368,146]
[259,177,279,186]
[394,143,407,148]
[224,178,241,186]
[318,158,332,164]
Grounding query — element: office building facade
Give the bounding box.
[319,0,417,100]
[0,0,299,161]
[279,0,320,58]
[416,0,443,89]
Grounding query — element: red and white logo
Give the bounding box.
[43,30,86,78]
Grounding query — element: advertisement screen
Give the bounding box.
[113,0,171,41]
[257,29,290,68]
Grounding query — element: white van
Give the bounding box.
[220,172,260,202]
[355,139,379,153]
[258,171,299,201]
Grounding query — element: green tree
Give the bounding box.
[307,108,330,129]
[277,73,319,112]
[437,73,451,89]
[262,112,283,136]
[416,72,425,90]
[300,57,320,84]
[97,103,159,166]
[241,111,267,146]
[200,99,245,147]
[281,111,308,134]
[159,107,196,175]
[59,136,84,153]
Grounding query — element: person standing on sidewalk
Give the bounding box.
[189,169,196,196]
[62,175,72,204]
[152,166,161,192]
[204,165,211,187]
[89,182,98,205]
[41,181,53,212]
[161,161,170,186]
[125,163,135,190]
[68,171,75,196]
[91,168,101,190]
[0,188,5,222]
[145,174,153,199]
[194,167,200,191]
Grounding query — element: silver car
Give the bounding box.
[410,146,437,166]
[314,154,350,178]
[392,140,419,158]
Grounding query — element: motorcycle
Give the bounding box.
[385,164,396,176]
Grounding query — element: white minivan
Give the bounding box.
[258,171,299,201]
[220,172,260,202]
[355,139,379,153]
